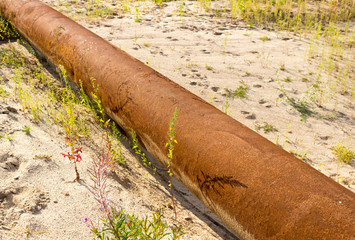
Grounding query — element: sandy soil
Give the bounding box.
[48,0,354,189]
[1,0,354,239]
[0,44,236,240]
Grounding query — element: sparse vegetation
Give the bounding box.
[333,143,355,164]
[259,35,270,42]
[165,108,178,219]
[0,16,157,237]
[131,129,156,175]
[34,154,53,161]
[4,132,12,141]
[205,64,213,71]
[255,122,278,133]
[222,95,230,114]
[0,15,186,239]
[134,7,141,22]
[290,150,310,162]
[0,15,20,41]
[226,83,250,99]
[284,77,292,83]
[87,207,184,240]
[285,95,314,122]
[86,143,184,239]
[22,125,31,135]
[280,64,285,71]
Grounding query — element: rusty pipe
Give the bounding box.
[1,1,354,239]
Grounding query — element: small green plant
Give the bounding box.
[223,32,229,53]
[34,154,52,161]
[222,95,230,114]
[284,77,292,83]
[260,35,270,42]
[134,8,141,22]
[106,124,126,165]
[87,208,184,239]
[209,92,215,104]
[22,125,31,135]
[4,132,13,141]
[178,1,186,16]
[131,130,156,175]
[280,63,285,71]
[332,143,355,164]
[290,150,309,162]
[227,83,250,99]
[186,62,197,69]
[143,42,152,47]
[286,95,313,121]
[153,0,163,7]
[165,108,178,219]
[90,77,105,124]
[0,75,8,101]
[275,135,282,148]
[205,64,213,71]
[133,32,138,43]
[255,122,278,133]
[103,120,125,166]
[78,80,93,110]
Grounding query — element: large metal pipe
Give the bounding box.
[1,1,354,239]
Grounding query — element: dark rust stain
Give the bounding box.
[197,170,248,197]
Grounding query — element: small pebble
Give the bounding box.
[211,87,219,92]
[6,106,18,113]
[246,113,256,119]
[241,111,256,119]
[320,136,330,140]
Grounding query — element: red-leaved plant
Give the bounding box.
[86,150,119,235]
[61,137,82,182]
[88,150,115,212]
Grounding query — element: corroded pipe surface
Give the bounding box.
[1,1,354,239]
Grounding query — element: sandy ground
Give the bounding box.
[49,0,355,189]
[1,0,354,239]
[0,46,236,240]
